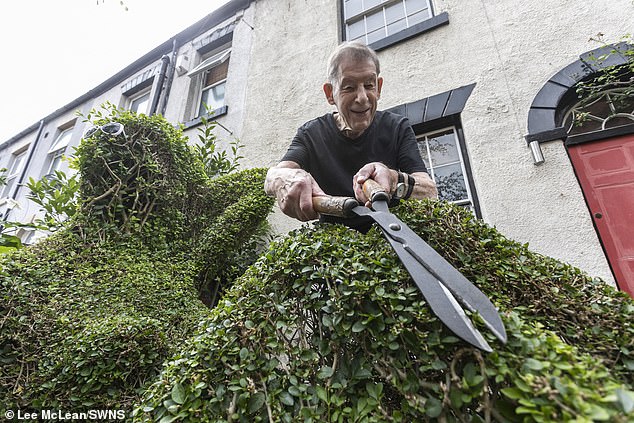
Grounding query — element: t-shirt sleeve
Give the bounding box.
[397,119,428,174]
[280,127,310,171]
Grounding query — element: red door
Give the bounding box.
[568,133,634,297]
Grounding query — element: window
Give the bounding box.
[47,127,73,174]
[130,91,150,115]
[188,48,231,118]
[416,127,478,213]
[343,0,443,48]
[2,149,27,199]
[563,88,634,135]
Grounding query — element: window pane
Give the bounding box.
[344,0,434,45]
[404,0,426,13]
[131,92,150,114]
[347,19,366,41]
[8,152,26,176]
[2,152,26,198]
[428,132,460,166]
[565,89,634,135]
[387,19,407,35]
[385,1,405,24]
[434,163,468,202]
[407,8,431,25]
[205,60,230,87]
[199,81,226,116]
[365,10,384,33]
[344,0,363,17]
[49,153,63,174]
[48,128,72,154]
[417,141,430,166]
[364,0,384,10]
[2,177,16,198]
[366,27,386,44]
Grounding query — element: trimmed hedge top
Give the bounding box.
[135,200,634,422]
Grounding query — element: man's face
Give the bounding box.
[324,56,383,137]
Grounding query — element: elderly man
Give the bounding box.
[265,42,437,232]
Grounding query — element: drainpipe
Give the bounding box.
[2,119,46,223]
[159,39,179,116]
[149,54,170,116]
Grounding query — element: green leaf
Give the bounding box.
[501,387,524,400]
[240,347,249,361]
[280,391,294,406]
[317,366,334,379]
[352,321,366,333]
[616,388,634,413]
[425,397,443,418]
[315,386,328,402]
[523,358,545,371]
[171,383,186,405]
[248,392,265,413]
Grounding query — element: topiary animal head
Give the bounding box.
[75,104,207,232]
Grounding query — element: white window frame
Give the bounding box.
[47,127,73,175]
[129,90,151,115]
[416,126,476,212]
[343,0,435,45]
[189,48,231,119]
[2,148,27,199]
[197,79,227,117]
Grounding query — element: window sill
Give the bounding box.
[181,105,228,130]
[368,12,449,52]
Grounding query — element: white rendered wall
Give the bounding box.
[240,0,634,283]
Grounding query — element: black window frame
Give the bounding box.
[340,0,449,51]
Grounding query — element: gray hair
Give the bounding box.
[326,42,381,88]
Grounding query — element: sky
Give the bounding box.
[0,0,231,141]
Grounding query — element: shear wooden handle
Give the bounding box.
[361,179,390,203]
[312,196,358,217]
[312,180,390,217]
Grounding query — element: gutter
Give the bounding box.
[149,54,171,116]
[159,39,179,116]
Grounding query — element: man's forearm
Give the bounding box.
[410,172,438,200]
[264,161,302,197]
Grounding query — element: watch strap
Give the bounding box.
[403,173,415,200]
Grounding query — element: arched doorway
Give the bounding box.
[564,89,634,297]
[524,42,634,297]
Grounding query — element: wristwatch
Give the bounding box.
[395,172,407,199]
[394,172,415,200]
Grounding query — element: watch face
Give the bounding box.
[396,182,406,198]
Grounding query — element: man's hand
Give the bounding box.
[353,162,439,206]
[353,162,397,206]
[264,161,326,221]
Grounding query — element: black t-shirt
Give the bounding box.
[282,110,427,231]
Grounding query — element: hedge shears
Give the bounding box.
[313,180,507,352]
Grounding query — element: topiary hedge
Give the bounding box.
[134,200,634,422]
[0,107,274,412]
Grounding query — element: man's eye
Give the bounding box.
[365,83,375,89]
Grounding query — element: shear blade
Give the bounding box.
[384,230,492,352]
[354,202,506,348]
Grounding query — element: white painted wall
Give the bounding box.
[238,0,634,283]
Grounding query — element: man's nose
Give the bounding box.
[355,85,369,103]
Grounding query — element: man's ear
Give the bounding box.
[377,76,384,100]
[323,83,336,105]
